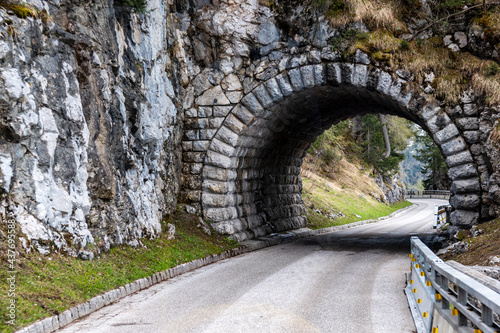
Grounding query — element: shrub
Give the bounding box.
[485,63,500,77]
[0,2,42,19]
[119,0,148,13]
[399,39,410,51]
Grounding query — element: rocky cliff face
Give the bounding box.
[375,175,406,205]
[0,0,499,252]
[0,0,182,256]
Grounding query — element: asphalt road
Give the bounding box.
[58,198,447,333]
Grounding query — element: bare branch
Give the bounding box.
[408,2,500,41]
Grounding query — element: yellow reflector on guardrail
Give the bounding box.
[413,288,417,293]
[474,330,482,333]
[436,293,442,300]
[409,254,413,258]
[426,281,432,286]
[452,309,459,316]
[415,264,420,268]
[417,299,422,304]
[410,280,413,284]
[420,272,425,276]
[423,312,428,318]
[412,258,416,262]
[432,328,438,333]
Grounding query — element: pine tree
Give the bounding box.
[359,114,406,177]
[413,132,450,190]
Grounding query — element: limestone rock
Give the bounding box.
[454,31,468,48]
[195,86,231,106]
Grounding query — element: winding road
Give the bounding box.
[57,198,447,333]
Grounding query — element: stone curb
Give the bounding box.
[15,204,415,333]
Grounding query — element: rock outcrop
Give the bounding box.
[0,0,181,255]
[375,175,406,205]
[0,0,499,250]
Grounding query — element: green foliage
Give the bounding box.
[399,39,410,51]
[359,114,411,176]
[485,63,500,77]
[0,2,49,20]
[438,0,475,11]
[312,0,346,14]
[387,116,415,151]
[118,0,148,13]
[308,121,351,173]
[309,115,414,177]
[302,175,413,229]
[331,29,367,51]
[413,131,450,190]
[0,208,238,332]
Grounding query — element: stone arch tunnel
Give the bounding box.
[1,0,499,250]
[181,56,488,242]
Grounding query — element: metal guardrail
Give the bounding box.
[407,237,500,333]
[434,205,452,229]
[407,190,452,200]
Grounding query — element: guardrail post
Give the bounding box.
[440,276,449,310]
[457,287,468,326]
[482,305,493,326]
[434,206,439,229]
[409,237,500,333]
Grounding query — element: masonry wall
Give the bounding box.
[176,0,500,241]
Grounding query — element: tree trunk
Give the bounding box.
[351,115,362,140]
[378,114,391,158]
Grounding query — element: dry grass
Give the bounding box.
[302,151,382,196]
[440,217,500,266]
[327,0,406,33]
[471,73,500,105]
[350,30,400,55]
[397,43,452,82]
[389,41,500,106]
[475,7,500,44]
[434,73,464,105]
[490,122,500,146]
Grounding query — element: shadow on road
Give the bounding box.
[300,232,444,254]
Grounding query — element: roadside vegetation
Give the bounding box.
[439,217,500,266]
[302,174,412,229]
[301,118,414,229]
[0,207,238,333]
[277,0,500,106]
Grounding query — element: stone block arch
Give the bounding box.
[181,53,486,241]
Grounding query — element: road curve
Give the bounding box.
[57,199,447,333]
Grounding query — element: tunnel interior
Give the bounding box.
[201,78,478,242]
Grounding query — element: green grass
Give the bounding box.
[0,208,238,332]
[302,177,412,229]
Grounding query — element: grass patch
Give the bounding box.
[0,206,238,332]
[316,0,406,33]
[439,217,500,266]
[347,29,500,105]
[0,2,49,21]
[301,167,412,230]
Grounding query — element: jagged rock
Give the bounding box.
[197,217,212,235]
[451,241,469,256]
[488,256,500,266]
[454,31,468,48]
[167,223,176,240]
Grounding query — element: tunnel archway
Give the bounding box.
[194,62,482,241]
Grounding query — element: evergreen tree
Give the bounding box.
[359,114,406,177]
[413,132,450,190]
